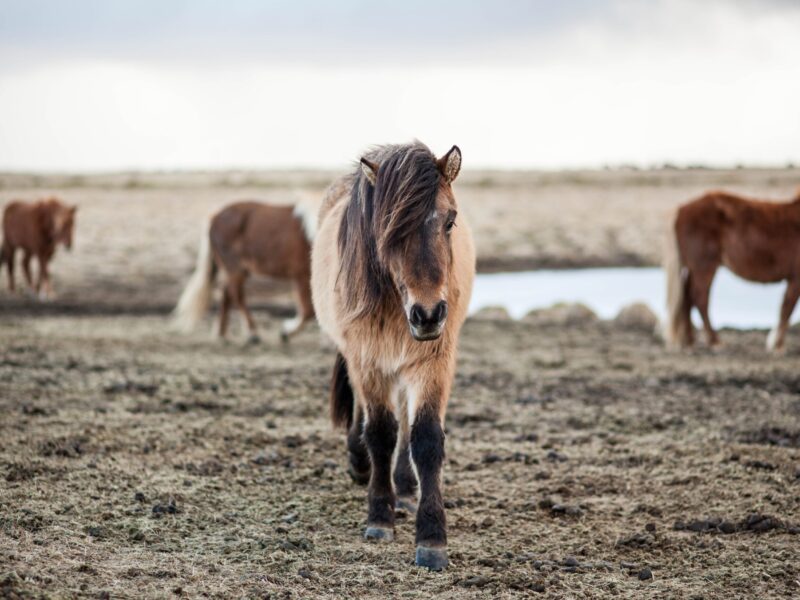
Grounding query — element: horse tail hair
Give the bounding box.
[330,352,354,429]
[293,201,317,243]
[664,208,690,347]
[172,220,216,332]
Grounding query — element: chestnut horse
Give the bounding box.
[1,197,77,299]
[173,201,315,342]
[665,189,800,352]
[312,142,475,570]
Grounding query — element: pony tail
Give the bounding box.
[330,353,355,429]
[663,209,691,347]
[172,221,215,332]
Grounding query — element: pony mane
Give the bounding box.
[338,142,442,317]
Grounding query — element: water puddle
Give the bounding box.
[470,267,792,329]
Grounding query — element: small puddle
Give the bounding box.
[469,267,792,329]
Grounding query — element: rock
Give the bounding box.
[719,521,736,534]
[645,522,656,532]
[613,302,659,331]
[638,567,653,580]
[523,303,598,326]
[563,556,579,567]
[546,449,568,463]
[460,575,490,588]
[471,305,512,321]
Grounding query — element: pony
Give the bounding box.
[311,142,475,570]
[173,201,315,342]
[1,197,77,299]
[665,188,800,352]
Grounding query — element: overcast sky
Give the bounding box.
[0,0,798,171]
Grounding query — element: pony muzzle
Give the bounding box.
[408,300,448,341]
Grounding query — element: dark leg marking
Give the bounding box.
[363,404,398,541]
[347,403,370,485]
[410,408,448,569]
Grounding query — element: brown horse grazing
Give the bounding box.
[1,197,77,299]
[312,142,475,570]
[665,189,800,352]
[173,201,315,342]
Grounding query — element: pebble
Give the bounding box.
[563,556,579,567]
[638,567,653,580]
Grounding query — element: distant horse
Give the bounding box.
[665,189,800,352]
[1,197,77,299]
[173,201,315,342]
[312,142,475,570]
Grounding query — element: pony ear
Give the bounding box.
[437,145,461,184]
[360,158,379,185]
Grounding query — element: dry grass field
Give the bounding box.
[1,168,799,598]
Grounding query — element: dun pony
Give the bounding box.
[1,197,77,299]
[665,188,800,352]
[174,201,315,342]
[311,142,475,570]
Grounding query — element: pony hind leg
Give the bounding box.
[233,273,259,343]
[3,245,15,292]
[393,388,418,514]
[767,278,800,353]
[218,285,232,338]
[689,266,719,347]
[22,252,34,292]
[281,276,315,342]
[346,402,371,485]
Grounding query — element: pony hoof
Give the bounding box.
[246,334,261,345]
[396,496,418,515]
[347,465,370,486]
[415,546,448,571]
[364,526,394,542]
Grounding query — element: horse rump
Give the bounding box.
[330,352,354,429]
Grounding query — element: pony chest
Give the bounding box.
[345,319,432,376]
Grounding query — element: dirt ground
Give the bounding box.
[1,169,799,598]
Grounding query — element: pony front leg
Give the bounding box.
[408,385,449,570]
[767,279,800,353]
[393,389,418,514]
[353,372,398,542]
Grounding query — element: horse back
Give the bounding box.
[2,200,50,252]
[676,191,800,281]
[209,201,311,279]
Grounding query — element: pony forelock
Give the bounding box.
[338,142,442,317]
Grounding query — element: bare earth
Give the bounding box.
[1,169,799,598]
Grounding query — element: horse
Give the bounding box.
[311,142,475,570]
[665,188,800,352]
[173,201,316,342]
[1,197,77,299]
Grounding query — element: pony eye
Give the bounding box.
[445,220,456,233]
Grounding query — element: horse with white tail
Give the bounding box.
[312,142,475,570]
[665,188,800,353]
[173,201,316,342]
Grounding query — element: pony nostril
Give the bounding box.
[434,301,448,323]
[410,304,426,327]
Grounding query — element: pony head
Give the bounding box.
[341,142,462,341]
[47,198,77,250]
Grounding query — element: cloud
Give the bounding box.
[0,0,798,170]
